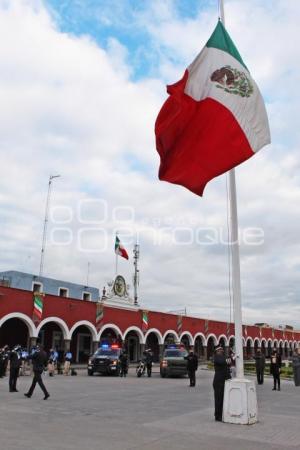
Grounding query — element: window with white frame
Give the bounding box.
[32,281,43,293]
[82,292,91,301]
[58,287,69,297]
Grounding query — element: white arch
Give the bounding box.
[97,323,123,341]
[0,312,36,338]
[279,339,284,347]
[254,337,260,347]
[228,335,236,345]
[284,340,289,347]
[144,328,163,345]
[267,338,272,346]
[123,326,145,344]
[217,334,229,347]
[180,331,194,346]
[194,332,206,346]
[246,337,254,346]
[69,320,98,341]
[273,339,278,347]
[162,329,179,343]
[261,338,267,346]
[206,333,218,345]
[36,317,70,340]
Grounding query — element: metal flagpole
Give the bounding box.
[219,0,244,381]
[219,0,257,424]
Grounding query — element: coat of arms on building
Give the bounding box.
[210,65,253,98]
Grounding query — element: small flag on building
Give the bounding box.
[204,319,209,336]
[96,302,104,332]
[226,322,230,338]
[142,310,149,333]
[115,236,129,260]
[155,20,270,196]
[244,325,248,337]
[32,292,44,325]
[177,315,183,337]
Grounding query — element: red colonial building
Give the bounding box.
[0,275,299,363]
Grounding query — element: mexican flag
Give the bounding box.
[33,293,43,323]
[155,20,270,196]
[115,236,129,260]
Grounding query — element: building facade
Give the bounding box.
[0,271,99,301]
[0,283,299,364]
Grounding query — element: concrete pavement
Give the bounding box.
[0,368,299,450]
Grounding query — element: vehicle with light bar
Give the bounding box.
[87,344,121,376]
[160,345,188,378]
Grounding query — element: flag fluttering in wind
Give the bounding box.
[155,20,270,196]
[115,236,129,260]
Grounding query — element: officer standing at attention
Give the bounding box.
[24,344,50,400]
[0,345,9,378]
[254,349,265,385]
[270,349,282,391]
[9,345,22,392]
[213,346,232,421]
[145,349,153,378]
[119,351,128,377]
[185,347,198,387]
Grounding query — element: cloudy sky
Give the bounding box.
[0,0,300,328]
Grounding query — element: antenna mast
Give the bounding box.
[133,243,140,306]
[39,175,60,278]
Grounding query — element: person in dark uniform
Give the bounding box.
[213,346,232,421]
[9,345,22,392]
[254,349,265,385]
[24,345,50,400]
[270,349,282,391]
[119,351,128,378]
[145,349,153,378]
[185,347,198,387]
[0,345,9,378]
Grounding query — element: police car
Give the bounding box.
[160,345,188,378]
[87,344,121,376]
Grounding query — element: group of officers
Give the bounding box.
[2,342,300,420]
[0,344,76,399]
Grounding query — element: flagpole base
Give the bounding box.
[223,378,258,425]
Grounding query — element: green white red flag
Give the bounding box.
[96,302,104,332]
[142,310,149,333]
[115,236,129,260]
[32,293,44,324]
[155,20,270,196]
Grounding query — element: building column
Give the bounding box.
[140,343,145,358]
[93,341,99,353]
[64,339,71,352]
[159,344,164,360]
[29,337,37,349]
[203,346,208,361]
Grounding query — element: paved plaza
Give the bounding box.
[0,368,299,450]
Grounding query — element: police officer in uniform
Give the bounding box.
[9,345,22,392]
[0,345,9,378]
[254,349,265,385]
[145,349,153,378]
[213,346,232,421]
[185,347,198,387]
[24,344,50,400]
[270,349,282,391]
[119,351,128,377]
